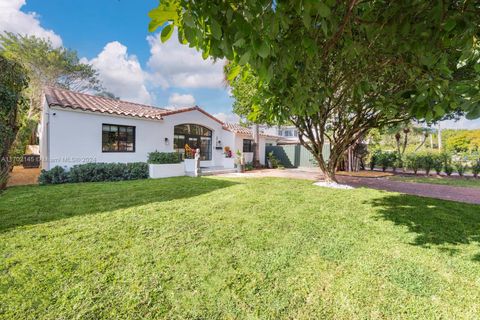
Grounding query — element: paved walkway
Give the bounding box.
[218,169,480,205]
[337,176,480,205]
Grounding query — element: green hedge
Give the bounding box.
[39,162,149,185]
[147,151,182,164]
[368,150,479,176]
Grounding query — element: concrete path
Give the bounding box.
[217,169,480,205]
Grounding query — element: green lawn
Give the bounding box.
[1,177,479,319]
[388,175,480,188]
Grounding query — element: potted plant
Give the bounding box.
[267,151,279,169]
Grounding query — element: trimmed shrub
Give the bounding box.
[405,153,422,175]
[432,153,444,175]
[69,162,148,183]
[369,149,382,170]
[393,158,403,172]
[454,162,467,177]
[147,151,182,164]
[38,166,70,185]
[444,164,454,176]
[39,162,149,185]
[376,151,397,172]
[419,153,435,176]
[472,160,480,178]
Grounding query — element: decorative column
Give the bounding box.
[194,148,201,177]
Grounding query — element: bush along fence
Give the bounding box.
[38,162,149,185]
[369,150,480,177]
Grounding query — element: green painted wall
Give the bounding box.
[265,144,330,168]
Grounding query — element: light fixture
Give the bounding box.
[164,137,169,145]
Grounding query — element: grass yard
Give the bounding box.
[389,175,480,189]
[1,177,479,319]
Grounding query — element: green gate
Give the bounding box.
[265,144,330,168]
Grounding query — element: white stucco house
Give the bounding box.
[39,87,280,173]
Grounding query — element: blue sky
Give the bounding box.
[1,0,479,128]
[1,0,236,121]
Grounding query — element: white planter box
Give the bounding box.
[222,157,235,169]
[149,163,185,178]
[184,159,196,172]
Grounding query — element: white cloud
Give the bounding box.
[88,41,153,105]
[147,31,225,89]
[168,93,195,106]
[0,0,62,47]
[213,112,240,123]
[441,117,480,130]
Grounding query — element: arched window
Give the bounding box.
[174,124,212,160]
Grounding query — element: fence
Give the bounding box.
[265,144,330,168]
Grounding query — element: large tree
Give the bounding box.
[0,33,102,159]
[0,33,101,119]
[149,1,480,181]
[0,54,29,190]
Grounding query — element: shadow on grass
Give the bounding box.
[369,194,480,261]
[0,177,238,233]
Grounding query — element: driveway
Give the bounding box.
[218,169,480,205]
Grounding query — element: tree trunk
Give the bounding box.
[0,156,12,191]
[315,155,338,183]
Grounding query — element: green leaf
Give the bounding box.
[177,28,188,44]
[183,26,195,43]
[465,105,480,120]
[433,104,445,117]
[183,12,195,27]
[211,19,222,40]
[317,2,331,18]
[227,65,241,81]
[302,10,311,29]
[202,45,210,60]
[234,38,245,47]
[321,21,328,37]
[161,24,174,43]
[444,19,456,32]
[257,42,270,58]
[238,50,251,65]
[148,6,178,32]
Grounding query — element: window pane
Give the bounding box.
[102,124,135,152]
[243,139,253,152]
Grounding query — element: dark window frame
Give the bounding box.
[174,124,212,160]
[102,123,136,153]
[243,139,253,152]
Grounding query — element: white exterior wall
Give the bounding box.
[42,106,234,170]
[232,134,277,165]
[39,99,50,169]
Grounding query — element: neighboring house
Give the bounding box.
[260,125,300,144]
[39,87,280,171]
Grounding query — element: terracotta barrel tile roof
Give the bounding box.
[222,123,281,139]
[45,86,169,120]
[222,122,253,134]
[43,87,280,138]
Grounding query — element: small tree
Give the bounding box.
[0,55,29,190]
